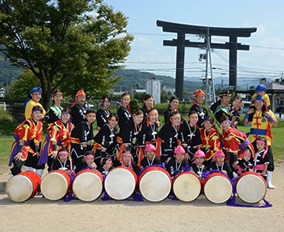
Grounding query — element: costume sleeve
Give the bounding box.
[19,123,30,142]
[25,100,34,120]
[34,122,43,143]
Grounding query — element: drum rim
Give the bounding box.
[236,173,267,204]
[72,171,103,202]
[6,174,34,202]
[204,173,233,204]
[41,171,70,200]
[173,172,201,202]
[104,167,137,200]
[139,169,172,203]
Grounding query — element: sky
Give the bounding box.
[103,0,284,84]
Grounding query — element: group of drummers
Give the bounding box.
[9,84,277,192]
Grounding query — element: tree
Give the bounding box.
[0,0,133,109]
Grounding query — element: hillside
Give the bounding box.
[112,69,203,92]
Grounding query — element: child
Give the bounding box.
[166,146,189,177]
[45,89,63,125]
[237,148,253,175]
[180,111,202,163]
[136,108,160,150]
[210,150,233,179]
[117,110,144,163]
[81,151,97,171]
[70,110,96,172]
[117,92,131,128]
[230,96,242,128]
[164,96,180,123]
[9,106,44,176]
[141,94,154,121]
[114,152,140,176]
[96,95,112,128]
[93,113,119,164]
[51,148,72,171]
[200,117,221,168]
[190,150,209,178]
[189,89,208,127]
[253,137,269,181]
[71,89,87,126]
[24,87,46,120]
[246,84,270,126]
[98,158,113,175]
[157,111,182,163]
[40,107,74,171]
[140,144,161,169]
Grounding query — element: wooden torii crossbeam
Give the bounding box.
[156,20,257,100]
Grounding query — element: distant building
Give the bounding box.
[146,77,161,104]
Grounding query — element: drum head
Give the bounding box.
[173,173,201,202]
[236,173,267,204]
[41,172,69,200]
[139,170,171,202]
[73,172,103,202]
[104,168,136,200]
[6,175,34,202]
[204,175,232,204]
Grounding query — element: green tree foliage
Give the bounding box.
[0,0,133,108]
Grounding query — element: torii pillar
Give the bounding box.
[157,20,257,100]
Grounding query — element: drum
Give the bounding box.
[236,171,267,204]
[104,167,137,200]
[139,166,172,202]
[203,172,233,204]
[173,171,201,202]
[41,170,71,200]
[6,171,41,202]
[72,169,103,202]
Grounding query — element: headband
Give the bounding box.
[106,160,113,164]
[242,152,251,156]
[86,112,96,116]
[189,113,198,117]
[32,108,42,113]
[148,110,158,115]
[62,111,70,115]
[170,114,181,119]
[121,95,130,99]
[122,153,132,157]
[84,155,94,158]
[58,151,69,155]
[109,116,117,121]
[255,140,266,144]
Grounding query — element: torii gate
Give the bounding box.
[156,20,257,100]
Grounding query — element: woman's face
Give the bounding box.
[133,114,143,125]
[148,112,159,124]
[53,94,62,105]
[108,118,118,128]
[170,116,181,127]
[144,98,154,109]
[31,92,41,102]
[189,115,198,125]
[121,96,130,107]
[103,100,111,109]
[170,99,179,110]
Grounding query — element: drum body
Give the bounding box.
[104,167,137,200]
[203,172,233,204]
[139,166,172,202]
[173,171,201,202]
[6,171,41,202]
[236,171,267,204]
[72,169,103,202]
[41,170,71,200]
